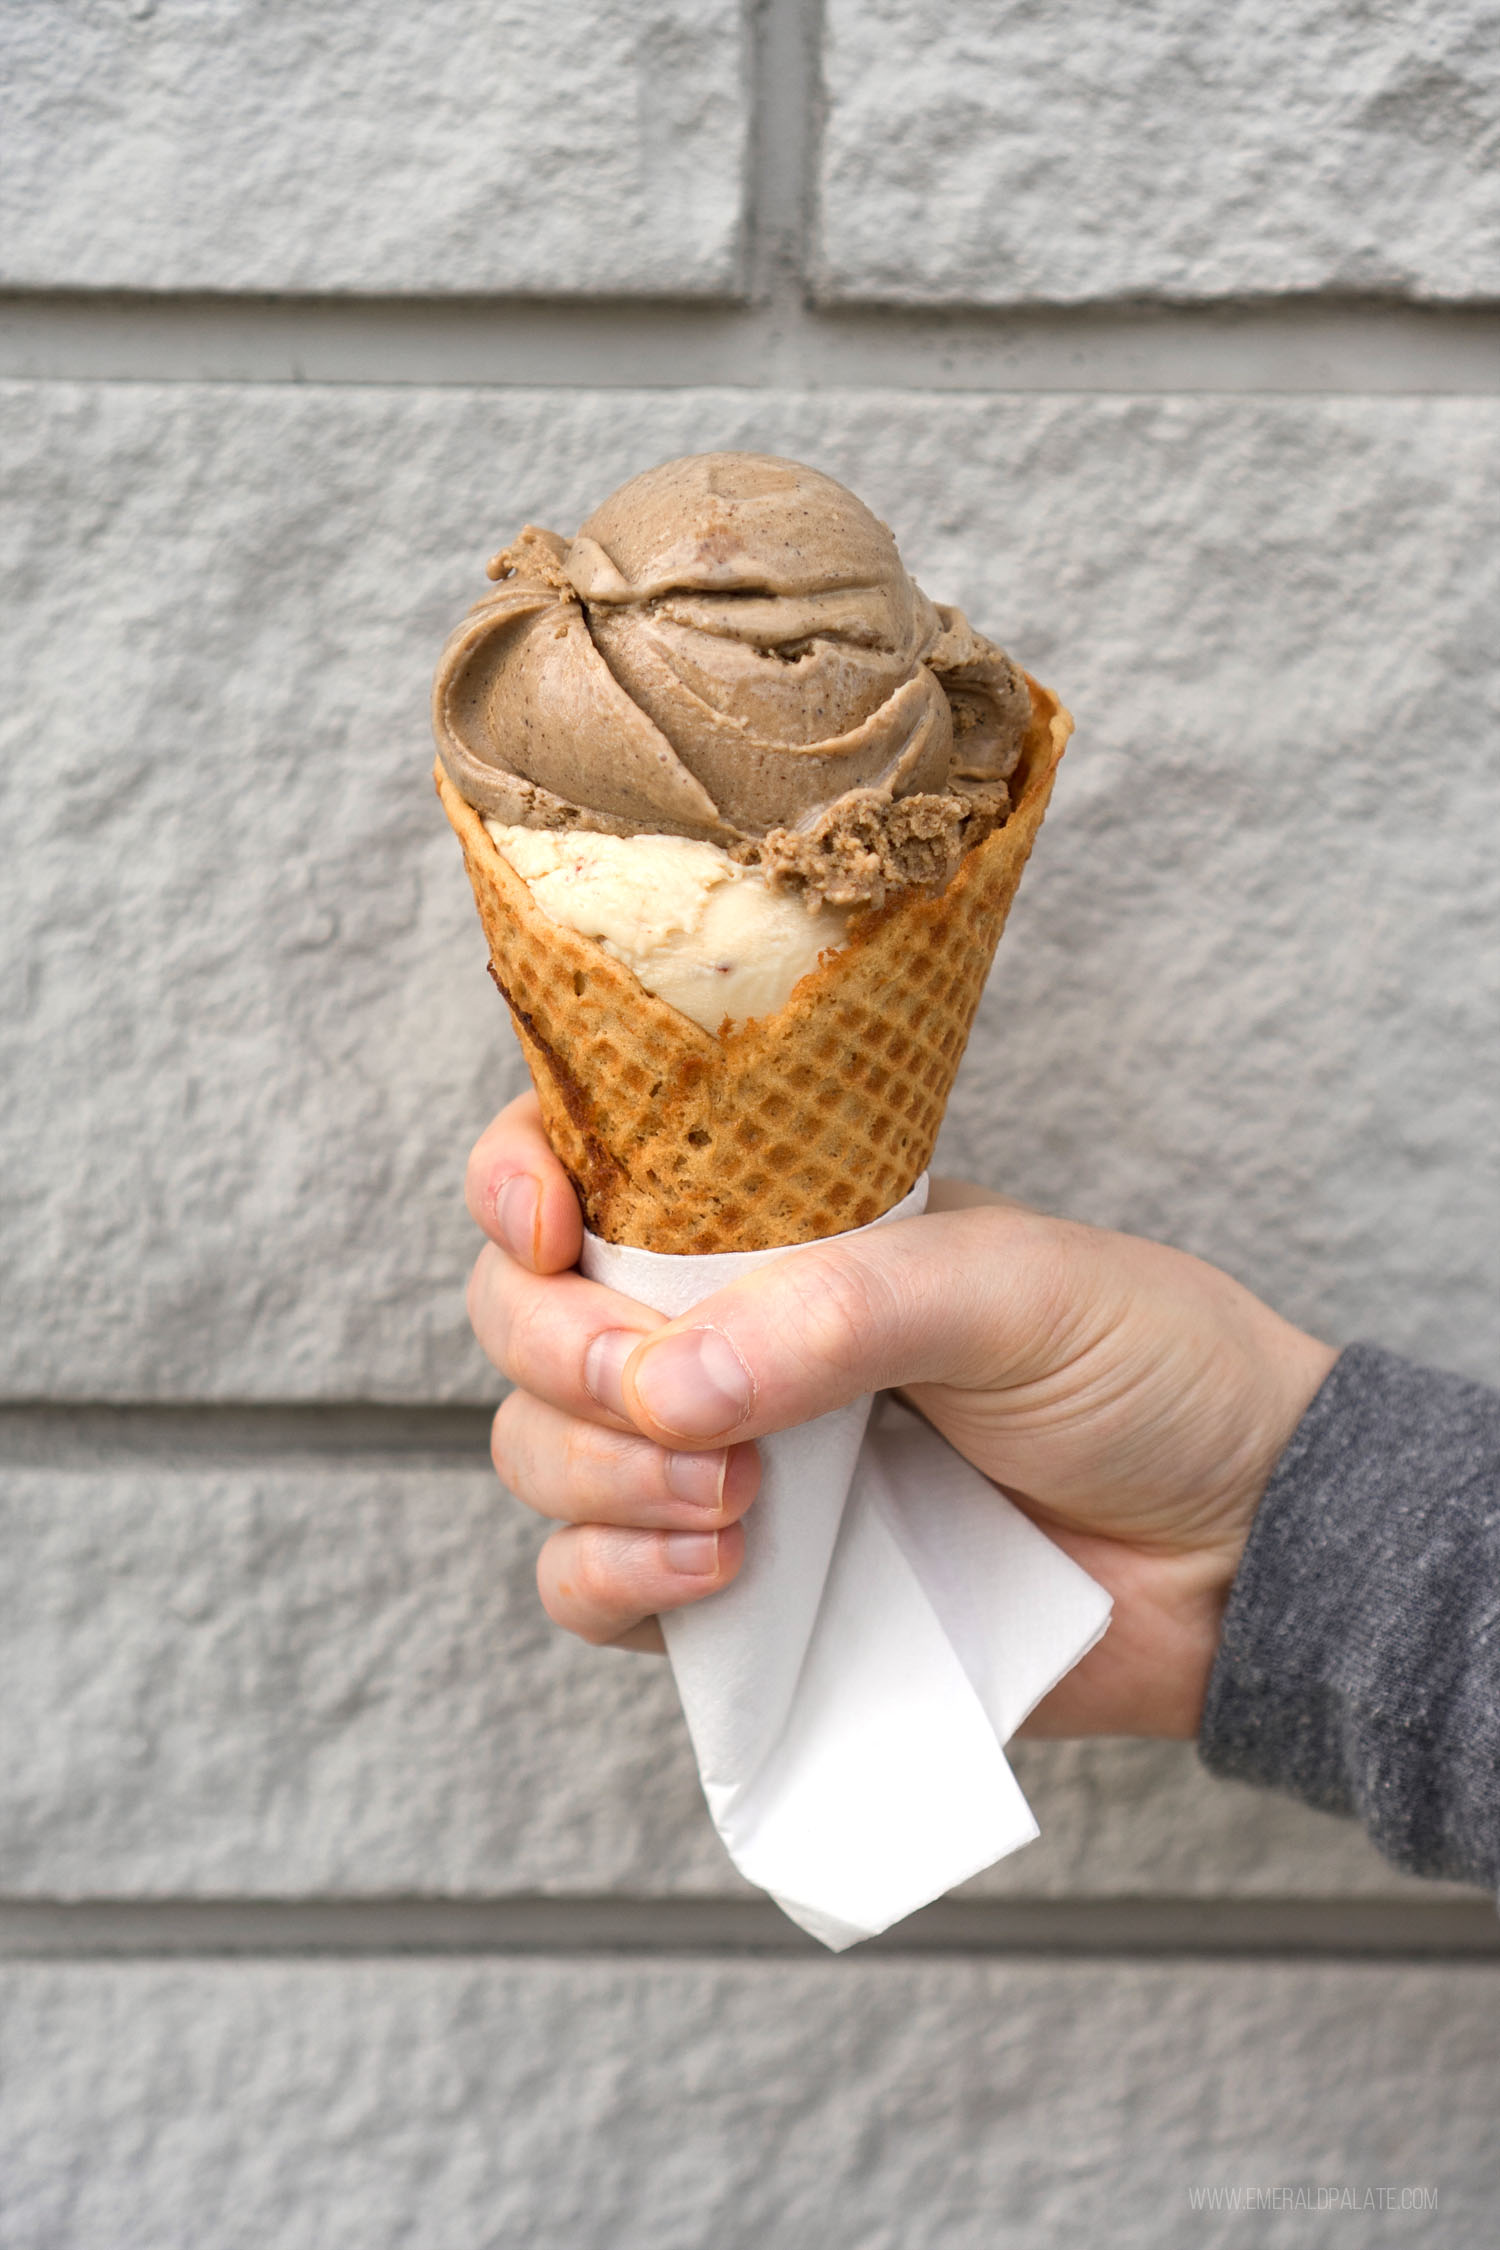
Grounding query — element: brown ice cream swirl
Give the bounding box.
[432,452,1031,910]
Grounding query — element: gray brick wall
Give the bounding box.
[2,2,1497,2241]
[0,1,748,294]
[817,0,1500,304]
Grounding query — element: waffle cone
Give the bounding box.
[436,677,1070,1252]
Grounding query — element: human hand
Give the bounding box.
[466,1093,1336,1736]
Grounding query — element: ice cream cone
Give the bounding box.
[436,676,1069,1254]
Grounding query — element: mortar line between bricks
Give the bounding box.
[1,293,1497,393]
[0,1897,1496,1961]
[742,0,823,354]
[0,1402,496,1468]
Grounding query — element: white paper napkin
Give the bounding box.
[580,1176,1112,1950]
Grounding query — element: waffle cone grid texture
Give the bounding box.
[436,679,1070,1252]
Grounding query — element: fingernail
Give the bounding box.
[494,1175,539,1265]
[632,1328,754,1441]
[663,1530,720,1578]
[662,1449,729,1512]
[582,1329,637,1418]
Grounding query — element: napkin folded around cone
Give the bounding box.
[580,1176,1113,1950]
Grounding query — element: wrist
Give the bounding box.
[1017,1331,1335,1740]
[1017,1532,1241,1738]
[1213,1322,1340,1579]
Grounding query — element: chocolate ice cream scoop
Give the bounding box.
[432,452,1030,908]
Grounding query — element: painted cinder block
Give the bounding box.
[0,1,747,296]
[817,0,1500,305]
[1,1958,1493,2247]
[0,1458,1463,1903]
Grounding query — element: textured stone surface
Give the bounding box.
[0,1456,721,1898]
[2,1958,1494,2246]
[3,383,1496,1399]
[0,1457,1469,1902]
[818,0,1500,304]
[0,1,745,295]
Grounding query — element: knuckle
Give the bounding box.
[536,1538,616,1646]
[559,1418,638,1502]
[785,1249,896,1382]
[463,1142,492,1220]
[534,1545,570,1628]
[489,1394,526,1487]
[558,1416,604,1490]
[565,1523,622,1611]
[464,1246,491,1335]
[572,1530,641,1644]
[496,1282,553,1386]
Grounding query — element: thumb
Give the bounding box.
[617,1205,1071,1447]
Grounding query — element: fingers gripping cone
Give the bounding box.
[435,678,1070,1253]
[436,671,1109,1949]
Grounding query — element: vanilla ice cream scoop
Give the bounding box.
[485,822,850,1034]
[433,452,1031,911]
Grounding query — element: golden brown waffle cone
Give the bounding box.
[436,677,1070,1252]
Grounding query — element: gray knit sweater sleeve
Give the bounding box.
[1198,1343,1500,1889]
